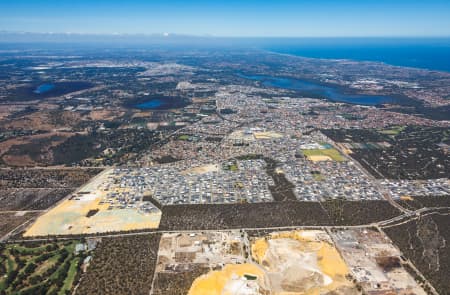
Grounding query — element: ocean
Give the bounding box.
[262,38,450,72]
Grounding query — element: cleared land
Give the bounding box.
[156,229,414,294]
[24,170,161,237]
[24,198,161,237]
[184,229,426,295]
[182,164,219,175]
[189,263,267,294]
[153,231,246,295]
[331,228,427,294]
[253,131,283,139]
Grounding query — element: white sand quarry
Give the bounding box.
[251,230,358,295]
[262,238,332,292]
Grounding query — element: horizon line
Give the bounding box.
[1,31,450,39]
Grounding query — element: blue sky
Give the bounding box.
[1,0,450,37]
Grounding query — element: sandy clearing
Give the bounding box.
[308,155,333,162]
[188,263,267,295]
[182,164,219,175]
[24,169,161,236]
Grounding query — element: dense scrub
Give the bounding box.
[159,200,401,230]
[76,234,161,295]
[0,168,102,188]
[395,195,450,211]
[384,214,450,294]
[152,264,209,295]
[321,199,401,225]
[322,127,449,179]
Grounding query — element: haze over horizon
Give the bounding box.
[1,0,450,37]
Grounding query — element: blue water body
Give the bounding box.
[239,73,399,105]
[263,38,450,72]
[33,83,55,94]
[135,99,163,109]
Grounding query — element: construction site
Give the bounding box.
[150,229,428,295]
[330,228,427,295]
[24,169,161,236]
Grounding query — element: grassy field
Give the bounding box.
[302,148,345,162]
[178,135,190,140]
[224,163,238,171]
[312,173,325,181]
[59,256,80,295]
[0,240,84,295]
[379,126,405,136]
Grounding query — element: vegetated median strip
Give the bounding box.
[233,154,297,201]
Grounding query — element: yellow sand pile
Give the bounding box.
[251,238,269,263]
[188,263,266,295]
